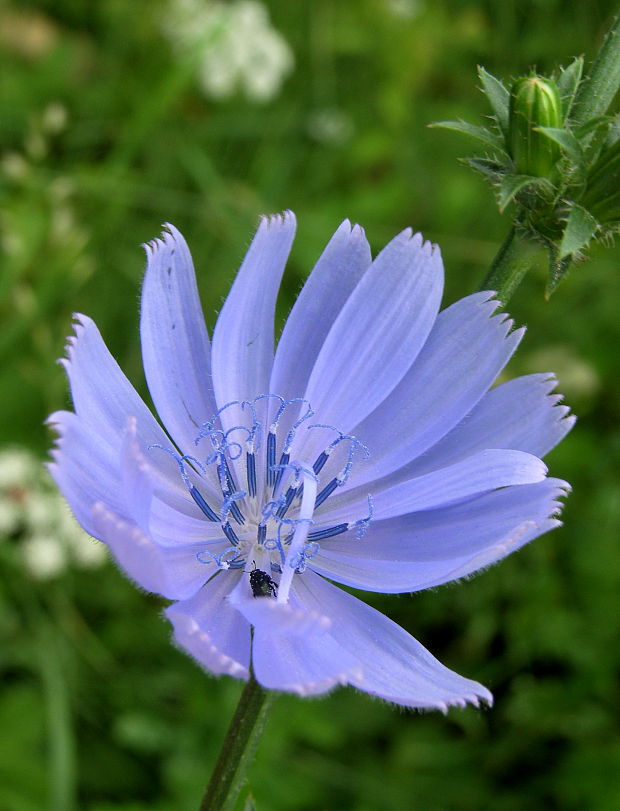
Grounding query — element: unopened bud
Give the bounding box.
[508,75,563,177]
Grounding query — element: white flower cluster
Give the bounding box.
[0,447,106,580]
[163,0,294,103]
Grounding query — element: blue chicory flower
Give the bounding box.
[48,212,574,710]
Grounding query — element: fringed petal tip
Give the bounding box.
[477,288,526,322]
[540,374,577,430]
[143,221,191,258]
[437,688,494,714]
[44,409,71,441]
[441,485,570,586]
[474,289,523,328]
[57,313,91,365]
[545,480,571,526]
[549,476,572,499]
[257,209,297,231]
[43,411,89,476]
[389,227,443,261]
[348,220,366,240]
[331,217,368,244]
[478,288,502,306]
[358,683,494,714]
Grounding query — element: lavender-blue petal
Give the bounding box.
[405,373,575,472]
[252,624,363,696]
[59,314,184,492]
[146,492,224,547]
[347,292,523,491]
[296,571,492,709]
[119,416,224,547]
[229,583,333,637]
[269,219,371,404]
[91,502,210,600]
[165,571,251,679]
[299,230,443,449]
[141,225,218,457]
[348,373,574,492]
[47,410,126,536]
[311,479,568,593]
[324,448,548,522]
[211,212,296,417]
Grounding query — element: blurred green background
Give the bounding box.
[1,1,619,809]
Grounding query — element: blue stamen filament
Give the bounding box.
[222,522,240,546]
[272,451,290,492]
[312,449,330,475]
[190,486,219,522]
[246,451,257,498]
[308,523,348,541]
[276,484,298,518]
[266,430,277,487]
[229,499,245,525]
[314,477,338,508]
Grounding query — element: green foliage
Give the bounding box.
[557,56,584,117]
[477,66,510,135]
[558,204,598,260]
[434,14,620,294]
[1,1,620,810]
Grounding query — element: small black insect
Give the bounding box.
[249,563,278,598]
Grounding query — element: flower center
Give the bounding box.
[154,395,373,600]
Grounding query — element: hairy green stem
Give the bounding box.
[479,226,541,304]
[199,673,275,811]
[573,14,620,125]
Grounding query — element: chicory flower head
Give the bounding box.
[48,212,574,711]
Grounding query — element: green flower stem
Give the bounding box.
[479,226,541,304]
[573,14,620,125]
[199,672,275,811]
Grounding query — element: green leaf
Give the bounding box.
[572,14,620,125]
[583,119,614,164]
[588,113,620,165]
[606,113,620,145]
[558,203,599,258]
[462,156,505,180]
[477,66,510,134]
[535,126,584,167]
[557,56,584,117]
[574,116,610,140]
[429,120,507,154]
[546,254,573,296]
[497,174,551,212]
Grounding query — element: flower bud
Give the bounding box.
[508,75,563,177]
[581,138,620,224]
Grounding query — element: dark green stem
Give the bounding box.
[479,226,541,304]
[199,673,275,811]
[573,14,620,125]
